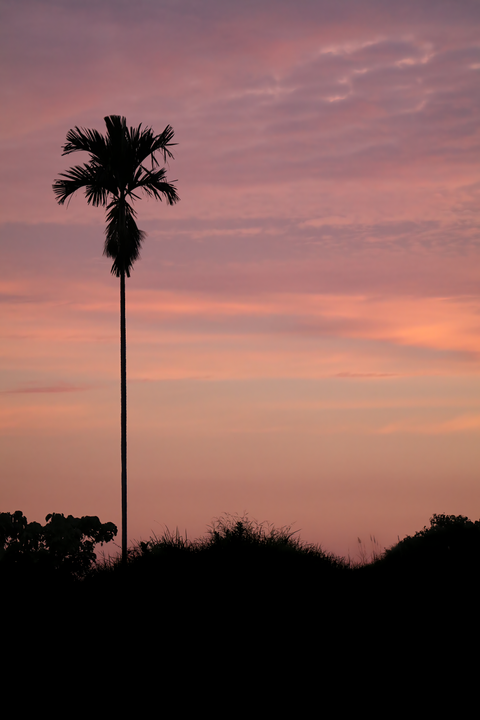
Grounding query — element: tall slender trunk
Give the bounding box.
[120,264,127,563]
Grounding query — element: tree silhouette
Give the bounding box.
[53,116,179,562]
[0,510,117,577]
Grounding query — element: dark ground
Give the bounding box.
[2,515,478,709]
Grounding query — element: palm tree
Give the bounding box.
[53,115,179,563]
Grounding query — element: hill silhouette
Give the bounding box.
[2,511,477,704]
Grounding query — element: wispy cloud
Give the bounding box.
[334,372,398,378]
[378,414,480,435]
[1,384,89,395]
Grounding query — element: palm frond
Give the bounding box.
[104,116,133,168]
[148,125,177,164]
[130,166,179,204]
[104,199,145,277]
[103,115,141,193]
[52,163,111,206]
[133,124,177,167]
[62,126,107,160]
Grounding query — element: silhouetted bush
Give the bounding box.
[382,513,480,572]
[121,513,345,572]
[89,513,350,622]
[0,510,117,578]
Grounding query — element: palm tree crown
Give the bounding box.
[53,115,179,276]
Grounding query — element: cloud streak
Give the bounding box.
[1,384,89,395]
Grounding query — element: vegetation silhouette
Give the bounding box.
[0,510,117,579]
[371,512,480,592]
[4,510,478,588]
[53,116,179,563]
[108,513,348,597]
[2,510,477,695]
[82,511,479,631]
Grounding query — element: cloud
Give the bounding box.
[378,414,480,435]
[1,384,89,395]
[334,372,398,378]
[1,2,479,382]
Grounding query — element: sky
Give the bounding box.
[1,0,479,560]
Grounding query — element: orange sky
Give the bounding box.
[1,0,479,559]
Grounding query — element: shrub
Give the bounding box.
[382,513,480,572]
[0,510,117,578]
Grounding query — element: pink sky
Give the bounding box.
[1,0,479,559]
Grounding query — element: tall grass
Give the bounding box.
[98,512,347,572]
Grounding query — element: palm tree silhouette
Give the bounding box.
[53,115,179,562]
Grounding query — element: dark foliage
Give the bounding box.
[0,510,117,578]
[381,513,480,571]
